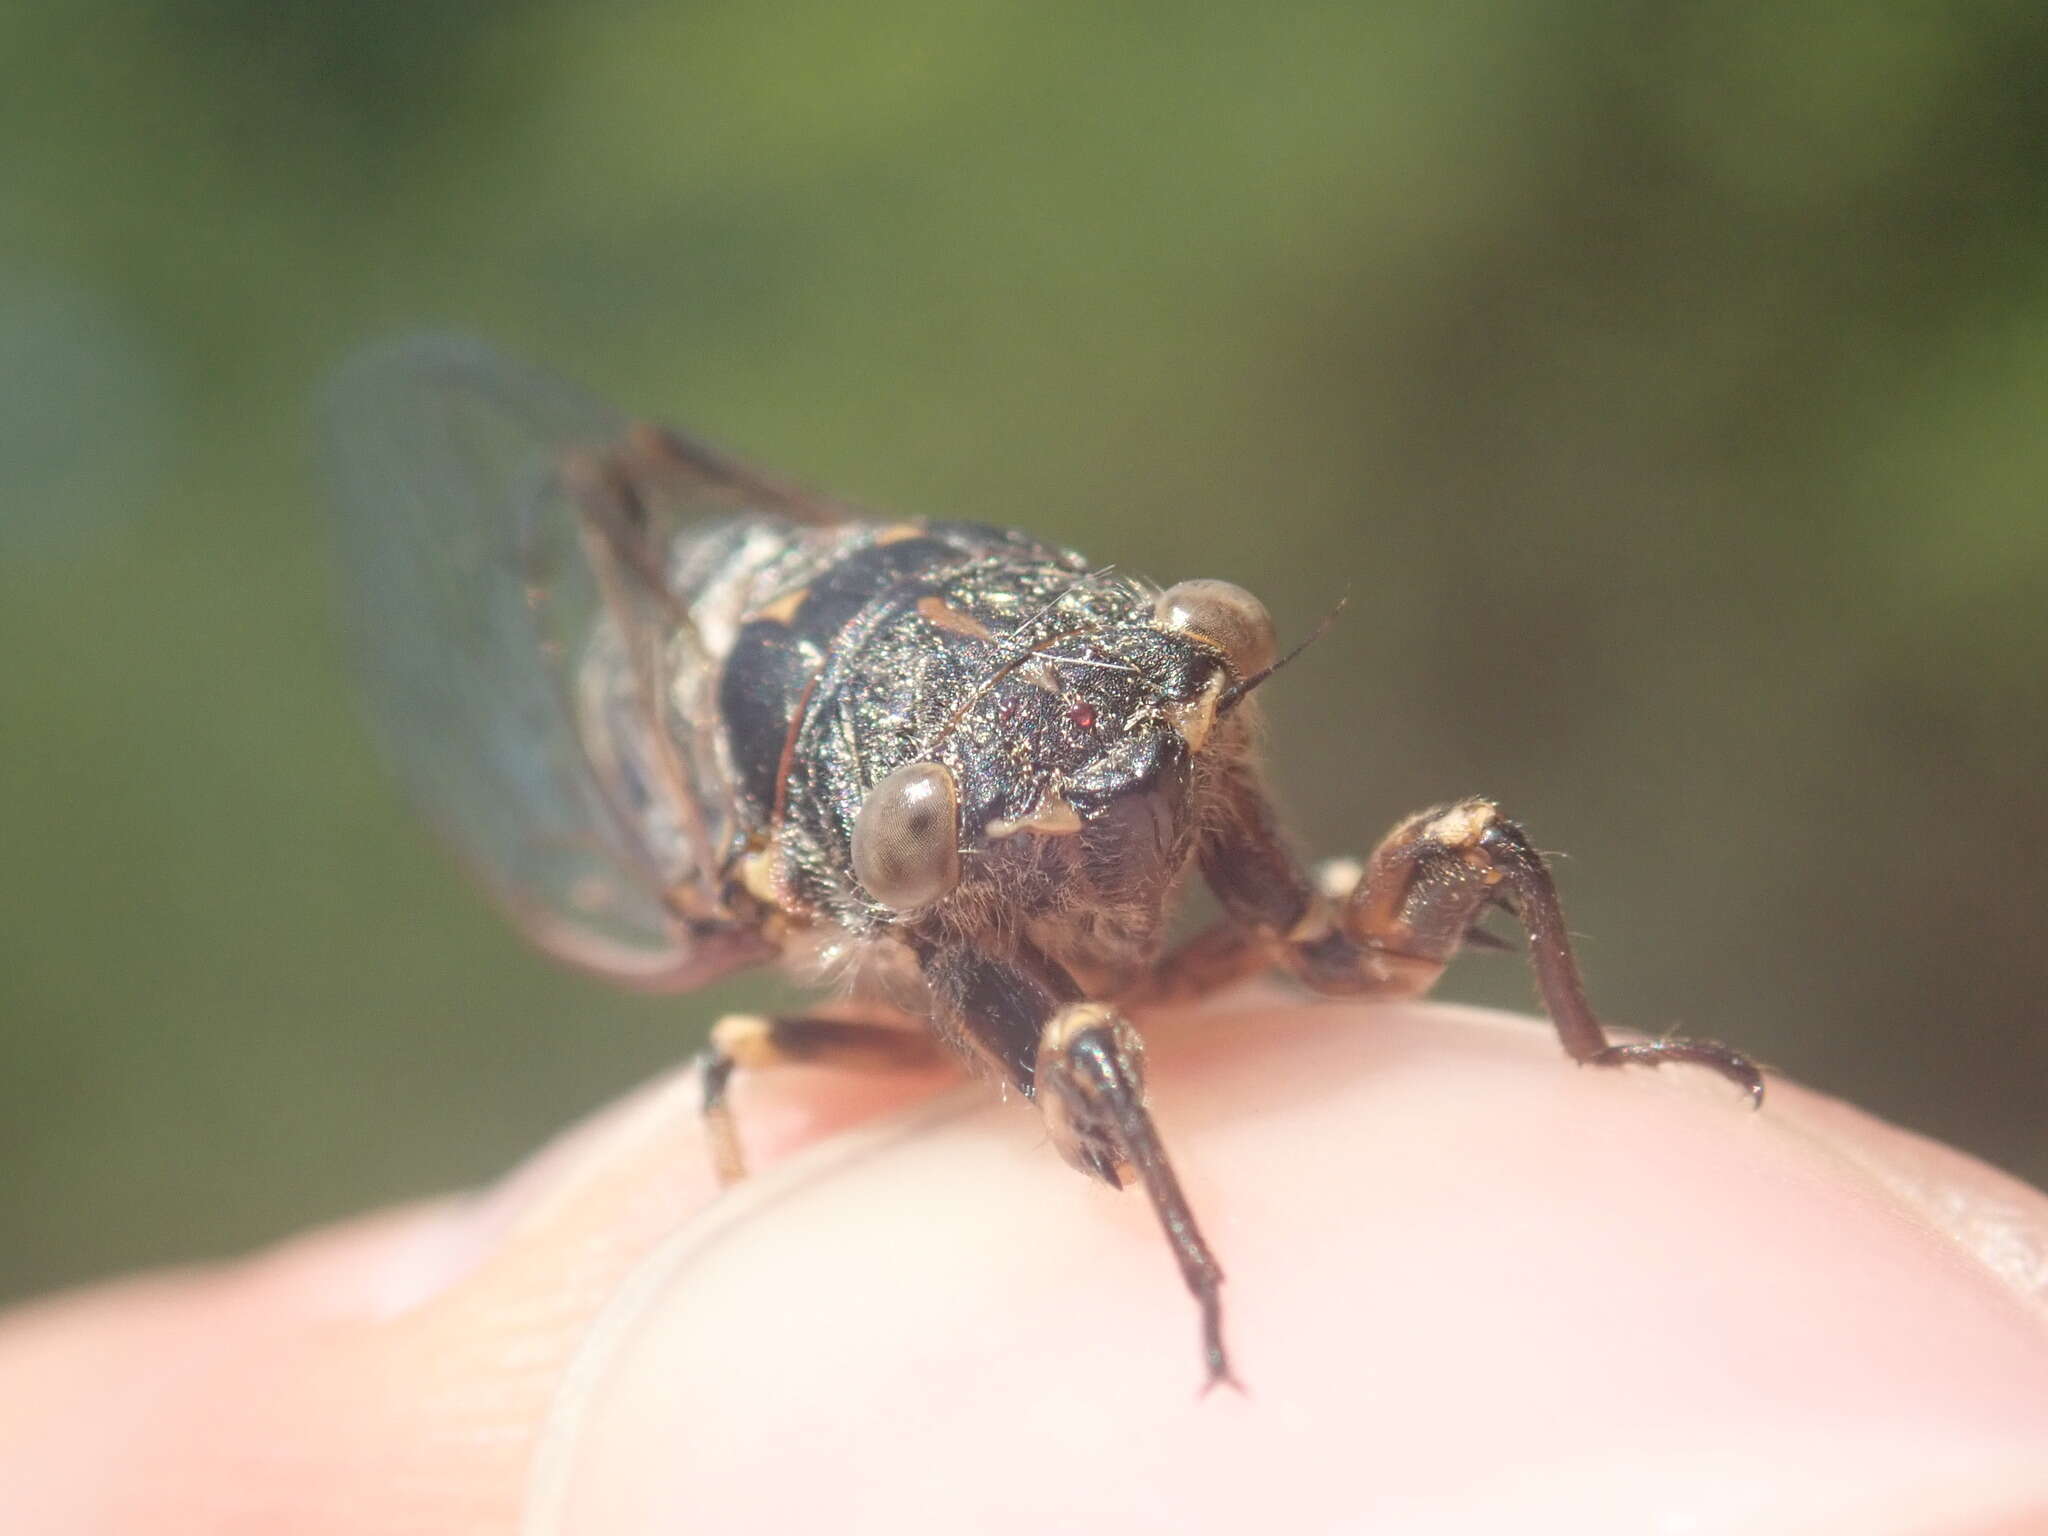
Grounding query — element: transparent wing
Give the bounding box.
[322,334,831,989]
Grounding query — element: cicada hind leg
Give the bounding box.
[696,1009,948,1185]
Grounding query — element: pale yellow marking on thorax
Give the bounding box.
[916,594,995,641]
[752,586,808,625]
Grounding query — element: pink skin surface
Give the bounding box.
[3,999,2046,1535]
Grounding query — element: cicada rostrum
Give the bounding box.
[323,336,1763,1390]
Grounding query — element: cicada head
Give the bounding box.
[851,577,1277,979]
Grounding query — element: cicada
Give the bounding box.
[323,336,1762,1389]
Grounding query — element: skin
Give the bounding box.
[4,998,2047,1534]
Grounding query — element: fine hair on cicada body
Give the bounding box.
[323,335,1765,1391]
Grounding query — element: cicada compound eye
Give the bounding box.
[852,761,962,911]
[1153,579,1277,679]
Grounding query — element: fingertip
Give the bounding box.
[528,1000,2048,1534]
[0,1048,960,1536]
[10,1000,2044,1534]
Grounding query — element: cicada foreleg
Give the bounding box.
[1177,772,1765,1105]
[918,940,1236,1392]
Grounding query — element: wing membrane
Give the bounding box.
[321,334,789,989]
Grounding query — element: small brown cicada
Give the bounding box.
[323,335,1762,1390]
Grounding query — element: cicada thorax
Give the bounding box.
[694,518,1234,989]
[710,522,1088,916]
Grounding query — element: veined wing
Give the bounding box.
[321,335,842,988]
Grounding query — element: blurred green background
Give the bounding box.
[3,1,2045,1303]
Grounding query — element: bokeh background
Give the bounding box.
[4,2,2045,1303]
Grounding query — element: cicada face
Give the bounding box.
[691,524,1284,994]
[923,615,1233,967]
